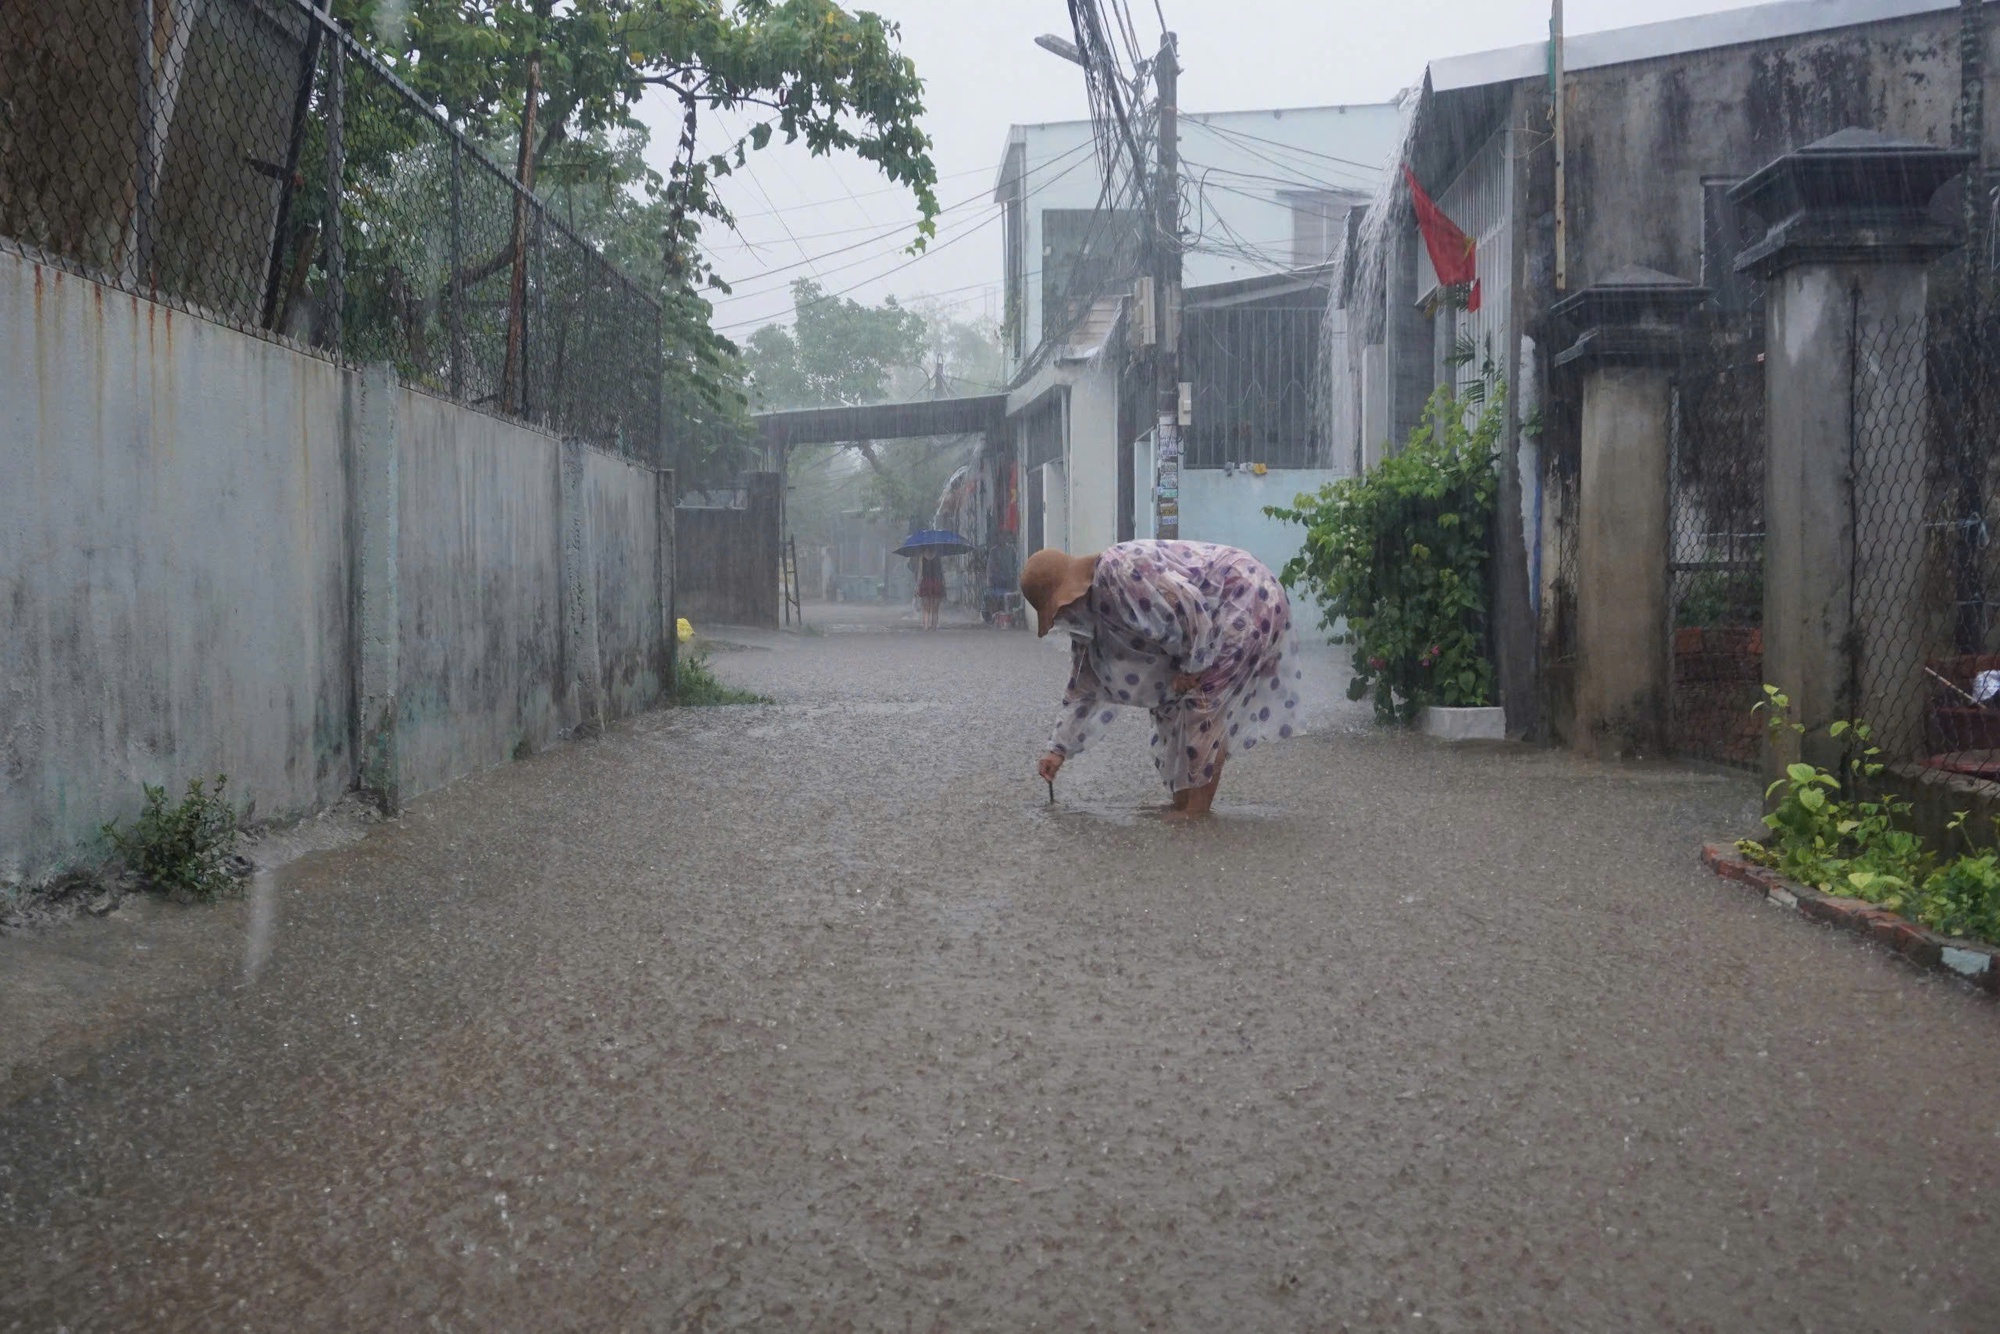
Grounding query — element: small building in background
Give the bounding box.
[987,102,1405,585]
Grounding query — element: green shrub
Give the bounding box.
[1917,841,2000,942]
[103,775,241,901]
[1267,385,1501,723]
[1737,687,2000,944]
[672,650,770,706]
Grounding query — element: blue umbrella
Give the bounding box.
[894,529,973,557]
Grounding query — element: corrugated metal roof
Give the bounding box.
[1429,0,1966,92]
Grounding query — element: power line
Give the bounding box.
[712,145,1104,316]
[709,139,1099,289]
[713,210,1006,332]
[1197,119,1391,178]
[721,151,1046,222]
[1182,158,1371,195]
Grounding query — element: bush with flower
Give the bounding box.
[1267,385,1501,723]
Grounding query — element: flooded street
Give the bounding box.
[7,617,2000,1330]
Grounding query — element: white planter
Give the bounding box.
[1418,705,1506,742]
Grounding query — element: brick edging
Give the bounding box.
[1702,845,2000,995]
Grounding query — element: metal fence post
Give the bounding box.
[448,138,465,399]
[654,302,666,467]
[132,0,156,290]
[528,208,547,422]
[260,2,328,328]
[323,23,346,354]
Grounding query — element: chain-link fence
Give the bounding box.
[1849,309,2000,771]
[1666,330,1766,768]
[0,0,662,460]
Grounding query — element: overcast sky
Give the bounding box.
[648,0,1774,341]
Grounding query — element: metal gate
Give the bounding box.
[1666,334,1766,767]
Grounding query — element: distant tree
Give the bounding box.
[337,0,939,289]
[742,279,925,411]
[896,304,1006,400]
[746,282,1001,530]
[332,0,940,483]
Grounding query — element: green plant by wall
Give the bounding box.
[102,776,242,901]
[1738,687,2000,944]
[1267,385,1502,723]
[671,650,771,707]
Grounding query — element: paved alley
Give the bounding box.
[7,620,2000,1330]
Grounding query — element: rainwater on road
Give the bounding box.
[6,608,2000,1330]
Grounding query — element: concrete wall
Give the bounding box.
[1178,468,1342,580]
[1559,8,1991,297]
[395,389,568,796]
[2,254,355,881]
[587,449,668,718]
[1,248,674,883]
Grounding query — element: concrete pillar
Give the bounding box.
[1732,130,1971,773]
[352,361,401,811]
[560,438,605,737]
[1553,266,1708,756]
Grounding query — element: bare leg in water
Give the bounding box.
[1166,752,1226,820]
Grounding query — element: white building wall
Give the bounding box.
[1040,460,1069,553]
[1178,105,1403,286]
[1064,359,1122,555]
[1178,468,1340,579]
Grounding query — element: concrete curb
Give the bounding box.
[1700,845,2000,995]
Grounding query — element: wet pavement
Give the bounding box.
[7,614,2000,1331]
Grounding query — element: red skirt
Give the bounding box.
[918,577,945,599]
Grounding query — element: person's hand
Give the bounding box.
[1038,751,1065,782]
[1172,671,1203,694]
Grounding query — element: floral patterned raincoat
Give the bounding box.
[1047,541,1304,793]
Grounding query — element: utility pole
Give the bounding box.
[1152,31,1182,540]
[1551,0,1566,292]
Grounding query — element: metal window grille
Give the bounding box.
[1181,301,1327,469]
[0,0,663,462]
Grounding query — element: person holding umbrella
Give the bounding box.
[895,529,971,631]
[1022,540,1304,819]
